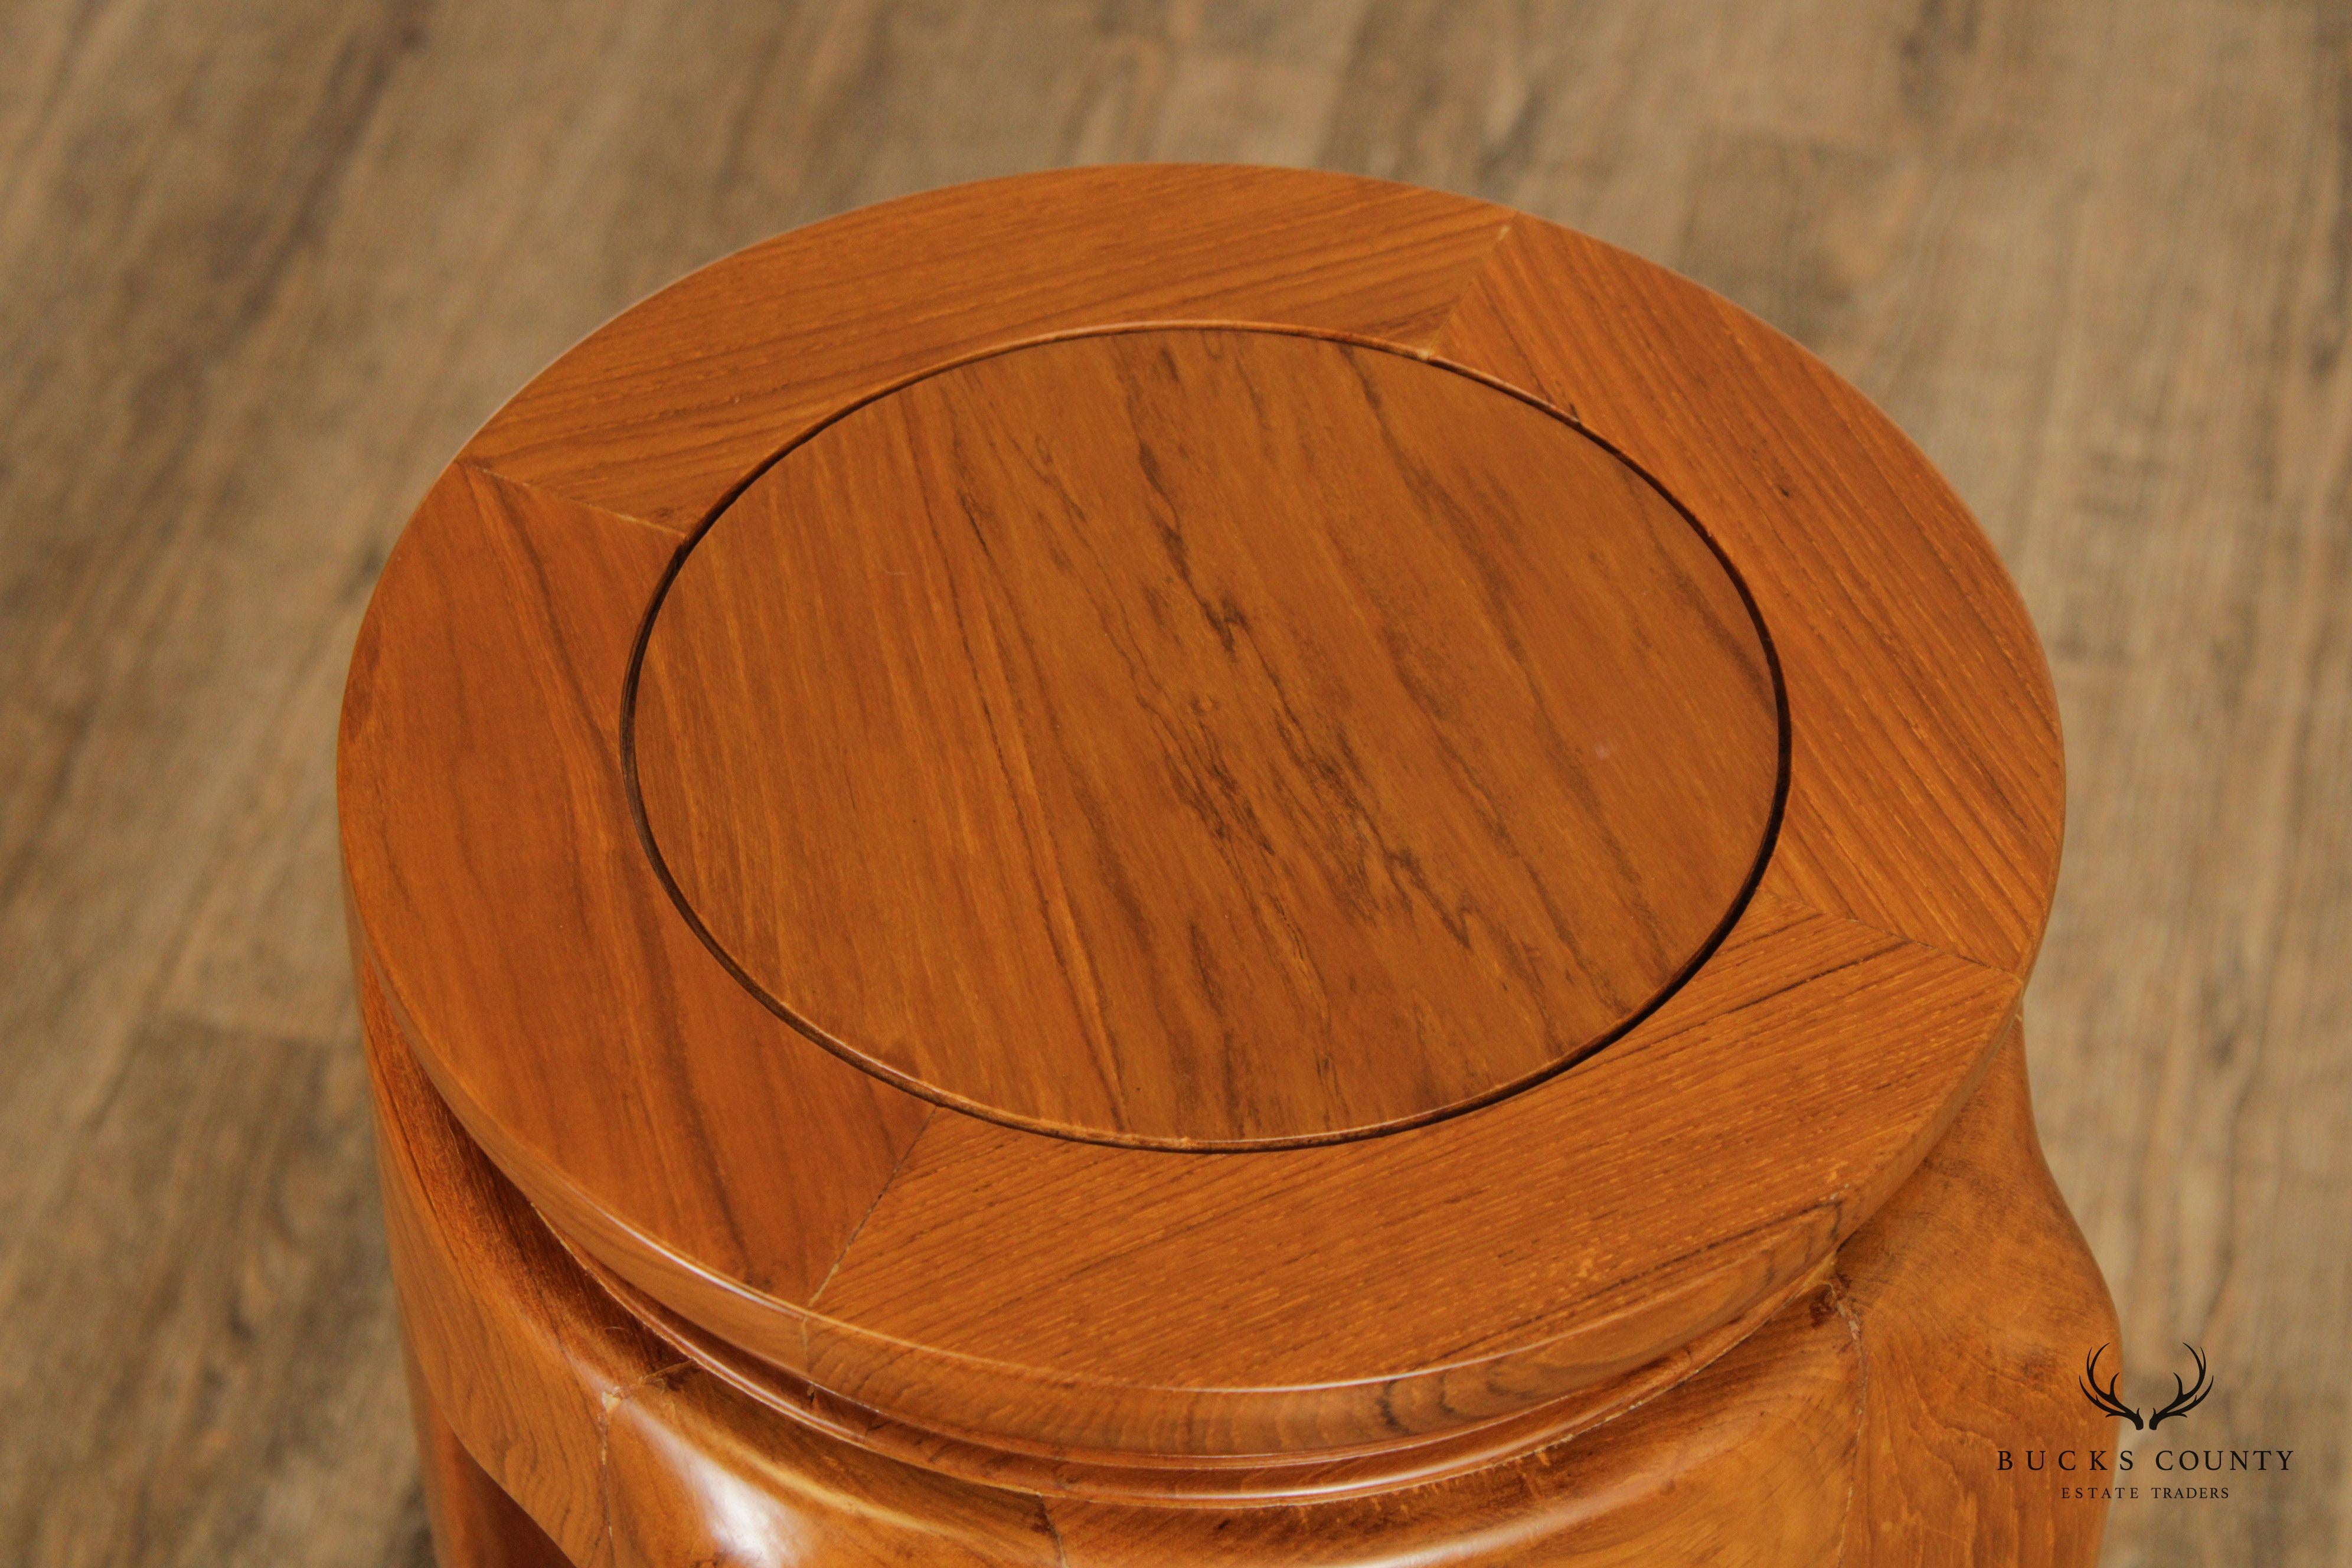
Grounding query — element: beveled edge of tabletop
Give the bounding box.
[337,163,2062,1471]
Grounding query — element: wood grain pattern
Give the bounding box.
[634,326,1779,1146]
[797,886,2020,1472]
[594,1252,1822,1510]
[373,920,2112,1563]
[363,945,1079,1568]
[0,1008,430,1568]
[404,1355,571,1568]
[1834,1028,2118,1567]
[339,461,933,1306]
[462,166,1514,533]
[1432,220,2064,974]
[339,165,2064,1488]
[9,4,2341,1566]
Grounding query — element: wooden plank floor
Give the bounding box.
[0,2,2343,1564]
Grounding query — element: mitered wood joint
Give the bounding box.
[341,165,2112,1566]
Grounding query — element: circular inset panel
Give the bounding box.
[631,328,1779,1148]
[348,169,2062,1488]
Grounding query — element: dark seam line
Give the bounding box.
[615,323,1799,1154]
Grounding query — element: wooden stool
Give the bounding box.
[339,165,2115,1566]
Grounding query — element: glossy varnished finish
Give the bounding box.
[404,1351,569,1568]
[338,165,2106,1560]
[635,327,1780,1146]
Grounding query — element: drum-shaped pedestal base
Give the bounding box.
[368,952,2115,1568]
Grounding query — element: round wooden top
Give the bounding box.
[633,328,1779,1147]
[338,166,2062,1497]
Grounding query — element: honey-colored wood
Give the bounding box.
[1430,220,2065,974]
[1834,1028,2117,1567]
[342,461,932,1309]
[361,947,1072,1568]
[370,915,2111,1563]
[11,8,2343,1567]
[339,169,2067,1500]
[634,326,1779,1147]
[792,890,2014,1476]
[463,167,1515,533]
[404,1353,571,1568]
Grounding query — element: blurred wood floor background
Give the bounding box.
[1,2,2346,1564]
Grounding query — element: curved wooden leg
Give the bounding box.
[369,922,2112,1566]
[405,1342,575,1568]
[1835,1023,2118,1565]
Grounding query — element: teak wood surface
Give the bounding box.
[634,327,1781,1148]
[368,935,2113,1564]
[9,8,2344,1568]
[334,163,2109,1562]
